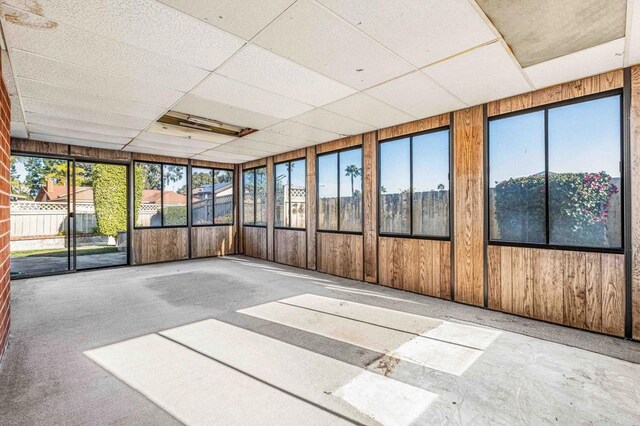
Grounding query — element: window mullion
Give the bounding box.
[409,137,414,236]
[160,164,164,227]
[544,109,550,245]
[337,153,341,231]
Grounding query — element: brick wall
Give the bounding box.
[0,57,10,362]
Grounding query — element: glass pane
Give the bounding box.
[489,112,546,244]
[548,95,622,248]
[76,162,128,270]
[339,148,362,232]
[192,167,213,225]
[135,162,162,227]
[255,167,267,226]
[243,170,255,225]
[379,138,411,234]
[412,131,449,237]
[318,153,338,231]
[10,155,71,276]
[214,170,233,224]
[162,164,187,226]
[275,162,289,227]
[290,159,306,229]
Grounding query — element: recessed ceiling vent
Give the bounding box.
[157,111,256,137]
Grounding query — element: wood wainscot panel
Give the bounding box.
[243,226,268,260]
[274,229,306,268]
[132,228,188,264]
[191,226,235,258]
[378,237,451,300]
[631,65,640,340]
[316,232,363,280]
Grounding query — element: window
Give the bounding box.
[318,147,362,232]
[243,167,267,226]
[135,162,187,228]
[379,129,450,237]
[191,167,234,226]
[489,93,622,250]
[275,159,306,229]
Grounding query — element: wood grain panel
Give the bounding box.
[266,157,274,262]
[488,246,625,336]
[378,113,449,140]
[631,65,640,340]
[274,229,306,268]
[487,70,623,116]
[11,138,69,156]
[132,228,188,264]
[315,135,361,154]
[273,148,306,163]
[190,159,234,169]
[132,152,188,165]
[378,237,451,299]
[306,146,317,270]
[453,106,484,306]
[316,232,363,280]
[69,145,131,162]
[363,131,377,283]
[191,226,235,258]
[242,158,267,169]
[243,226,267,260]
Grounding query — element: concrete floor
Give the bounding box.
[1,255,639,425]
[10,252,127,276]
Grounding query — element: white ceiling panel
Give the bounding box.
[28,124,132,145]
[10,121,28,138]
[322,93,414,128]
[627,0,640,65]
[21,98,152,130]
[525,38,625,89]
[135,131,220,150]
[212,143,276,157]
[9,96,23,123]
[263,121,339,143]
[291,108,375,135]
[128,138,207,155]
[253,0,412,89]
[243,130,318,148]
[157,0,296,40]
[193,151,256,163]
[10,50,184,108]
[122,144,191,158]
[217,44,355,106]
[422,42,532,106]
[18,78,166,120]
[25,113,140,138]
[317,0,496,68]
[365,71,467,118]
[146,122,237,145]
[224,138,289,154]
[174,94,282,130]
[1,8,208,92]
[192,73,314,119]
[29,133,125,150]
[4,0,245,70]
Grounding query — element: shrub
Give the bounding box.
[162,205,187,226]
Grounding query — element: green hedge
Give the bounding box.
[162,205,187,226]
[494,171,618,246]
[92,164,143,237]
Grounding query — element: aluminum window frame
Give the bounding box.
[190,166,235,227]
[242,166,267,228]
[274,157,306,231]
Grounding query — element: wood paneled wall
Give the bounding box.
[316,232,364,281]
[363,131,377,283]
[378,237,451,299]
[274,229,306,269]
[132,228,189,264]
[243,226,268,260]
[306,146,317,270]
[191,226,235,259]
[632,65,640,340]
[488,246,625,336]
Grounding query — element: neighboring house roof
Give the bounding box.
[35,180,187,204]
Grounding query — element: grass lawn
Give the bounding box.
[12,246,119,258]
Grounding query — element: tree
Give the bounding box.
[344,164,362,196]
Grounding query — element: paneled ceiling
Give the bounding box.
[1,0,638,163]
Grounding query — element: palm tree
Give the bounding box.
[344,165,362,195]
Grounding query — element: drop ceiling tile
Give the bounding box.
[9,96,24,123]
[365,71,467,118]
[25,113,140,138]
[30,133,125,150]
[28,124,132,145]
[192,73,314,119]
[263,121,339,143]
[291,108,375,135]
[322,93,414,128]
[212,143,276,157]
[217,44,355,106]
[18,78,166,120]
[243,130,317,148]
[253,0,412,89]
[174,94,282,130]
[627,0,640,66]
[422,42,532,106]
[525,38,625,89]
[135,131,219,150]
[225,138,289,154]
[146,122,237,145]
[193,151,255,163]
[10,121,28,138]
[1,50,18,96]
[10,50,184,108]
[122,144,192,158]
[157,0,297,40]
[129,138,207,155]
[318,0,496,68]
[4,0,245,70]
[21,98,152,130]
[1,8,208,92]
